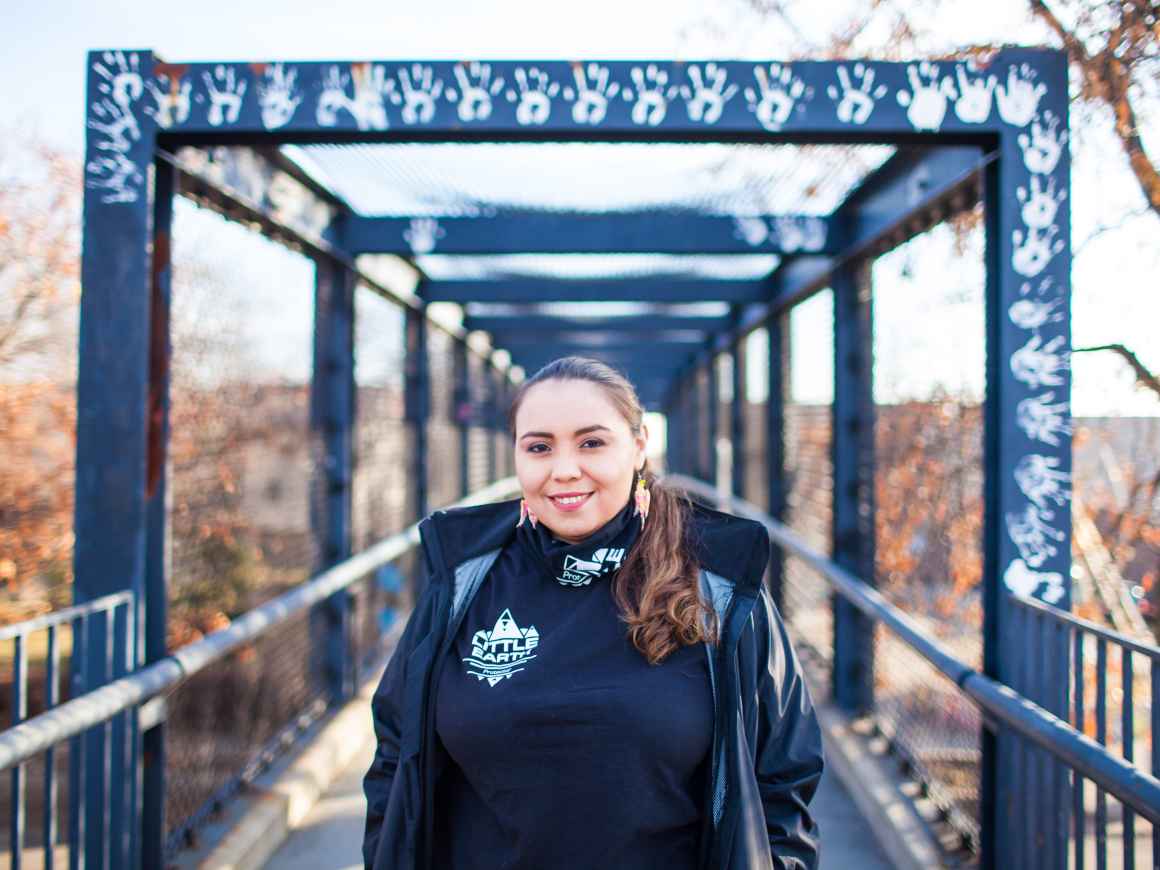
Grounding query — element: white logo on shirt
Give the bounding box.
[463,608,540,686]
[557,547,626,586]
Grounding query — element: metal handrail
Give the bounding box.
[1010,591,1160,661]
[669,473,1160,826]
[0,590,133,642]
[0,477,521,773]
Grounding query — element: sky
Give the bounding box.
[5,0,1159,418]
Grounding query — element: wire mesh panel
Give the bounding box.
[870,217,986,847]
[426,327,462,510]
[716,353,732,493]
[780,294,834,701]
[744,328,770,512]
[165,199,320,853]
[466,354,493,493]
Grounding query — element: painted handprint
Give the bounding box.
[1011,334,1069,389]
[826,63,886,125]
[774,216,827,253]
[316,64,390,130]
[1016,175,1066,230]
[1012,225,1064,278]
[1005,504,1065,569]
[996,64,1046,127]
[88,97,140,152]
[1016,391,1072,447]
[259,63,301,130]
[507,67,559,126]
[953,64,996,124]
[86,152,143,204]
[403,218,445,255]
[394,64,443,125]
[678,63,737,125]
[1014,453,1071,513]
[144,75,192,128]
[452,62,504,123]
[1017,112,1067,175]
[1008,290,1064,332]
[93,50,144,110]
[896,62,957,131]
[570,63,619,125]
[1004,558,1065,602]
[203,65,248,127]
[629,65,669,126]
[733,216,770,247]
[745,63,810,131]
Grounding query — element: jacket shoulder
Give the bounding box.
[687,499,771,592]
[420,497,522,573]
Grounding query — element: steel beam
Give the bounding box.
[491,330,706,348]
[424,278,772,304]
[342,212,835,255]
[465,314,731,334]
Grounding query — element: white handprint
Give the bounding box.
[452,62,504,123]
[826,63,886,125]
[93,50,144,110]
[394,64,443,125]
[1011,334,1069,389]
[88,97,140,152]
[1016,391,1072,447]
[733,216,769,247]
[745,63,810,131]
[996,64,1047,128]
[203,65,247,127]
[629,65,669,126]
[1016,175,1066,229]
[506,67,559,126]
[144,76,192,129]
[1004,558,1065,602]
[774,216,827,252]
[678,63,737,125]
[1006,503,1066,568]
[1017,112,1068,175]
[259,63,301,130]
[86,152,142,204]
[570,63,619,125]
[1012,225,1064,278]
[896,62,957,131]
[953,64,996,124]
[349,64,391,130]
[403,218,445,255]
[1014,453,1071,512]
[1008,293,1064,331]
[317,66,349,127]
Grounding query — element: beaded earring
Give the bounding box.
[633,475,651,529]
[517,498,538,529]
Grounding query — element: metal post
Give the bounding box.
[140,152,175,870]
[454,340,471,498]
[74,49,158,870]
[706,353,719,491]
[766,315,788,611]
[731,316,747,499]
[485,363,498,484]
[310,258,356,704]
[831,264,875,713]
[983,52,1073,865]
[405,304,429,521]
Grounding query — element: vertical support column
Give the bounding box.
[310,258,356,703]
[731,318,747,499]
[696,364,711,482]
[485,363,499,483]
[706,352,719,491]
[982,51,1072,868]
[405,303,429,523]
[766,314,788,611]
[74,49,157,870]
[140,153,174,870]
[831,264,875,713]
[453,340,471,498]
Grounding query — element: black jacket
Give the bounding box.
[362,496,824,869]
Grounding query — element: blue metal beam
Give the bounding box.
[342,212,834,255]
[491,330,705,348]
[425,278,771,304]
[465,314,731,334]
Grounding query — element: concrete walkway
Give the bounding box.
[264,738,891,870]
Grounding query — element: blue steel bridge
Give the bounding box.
[0,46,1157,870]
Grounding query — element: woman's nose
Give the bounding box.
[551,454,582,480]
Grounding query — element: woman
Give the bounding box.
[362,356,823,870]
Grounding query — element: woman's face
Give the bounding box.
[514,379,648,545]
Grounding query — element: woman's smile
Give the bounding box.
[547,491,593,511]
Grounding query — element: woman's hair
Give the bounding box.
[507,356,718,663]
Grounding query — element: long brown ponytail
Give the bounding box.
[508,357,719,664]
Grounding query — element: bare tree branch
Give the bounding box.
[1073,343,1160,401]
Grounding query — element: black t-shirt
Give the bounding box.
[432,502,714,869]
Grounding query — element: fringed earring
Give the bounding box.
[633,475,651,529]
[518,498,538,529]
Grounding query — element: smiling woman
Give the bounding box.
[362,356,824,870]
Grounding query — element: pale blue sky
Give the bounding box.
[6,0,1159,417]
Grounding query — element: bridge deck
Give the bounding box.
[265,734,891,869]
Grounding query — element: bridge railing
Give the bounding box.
[671,474,1160,870]
[0,479,517,869]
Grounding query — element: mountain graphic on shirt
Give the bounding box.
[463,608,540,687]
